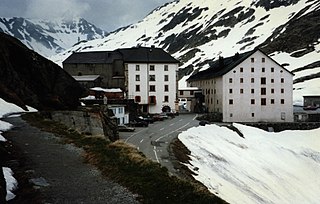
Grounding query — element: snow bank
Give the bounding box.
[178,124,320,204]
[2,167,18,201]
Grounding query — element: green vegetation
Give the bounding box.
[22,112,227,204]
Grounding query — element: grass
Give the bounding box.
[22,112,227,204]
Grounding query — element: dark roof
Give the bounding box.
[187,48,294,82]
[63,51,123,64]
[63,47,179,64]
[117,47,179,63]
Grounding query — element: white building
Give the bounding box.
[109,105,129,125]
[187,49,294,122]
[120,47,180,114]
[178,87,202,112]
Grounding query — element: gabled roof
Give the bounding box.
[187,48,293,82]
[117,47,179,64]
[63,47,179,64]
[63,51,123,64]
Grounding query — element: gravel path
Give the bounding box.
[3,116,139,204]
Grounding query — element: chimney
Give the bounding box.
[219,56,224,66]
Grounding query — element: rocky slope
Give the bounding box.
[0,32,86,111]
[51,0,320,104]
[0,17,108,57]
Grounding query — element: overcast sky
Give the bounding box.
[0,0,172,31]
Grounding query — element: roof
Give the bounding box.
[63,47,179,64]
[117,46,179,63]
[187,48,294,82]
[73,75,100,81]
[63,51,123,64]
[90,87,122,93]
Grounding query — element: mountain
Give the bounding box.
[0,17,108,57]
[0,32,86,111]
[51,0,320,105]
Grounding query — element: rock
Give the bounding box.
[0,32,86,111]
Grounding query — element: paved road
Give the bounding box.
[3,116,139,204]
[119,113,199,175]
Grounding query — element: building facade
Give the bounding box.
[63,47,179,114]
[188,49,294,122]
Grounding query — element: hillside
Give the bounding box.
[51,0,320,105]
[0,32,85,111]
[0,17,108,57]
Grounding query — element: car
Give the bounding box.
[129,119,149,127]
[138,115,154,124]
[152,114,164,121]
[118,125,135,132]
[199,120,209,126]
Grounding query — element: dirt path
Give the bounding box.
[3,116,139,204]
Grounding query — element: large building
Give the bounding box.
[187,49,294,122]
[63,46,179,114]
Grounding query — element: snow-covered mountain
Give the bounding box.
[0,17,108,57]
[51,0,320,105]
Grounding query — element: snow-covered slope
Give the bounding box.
[0,17,107,57]
[51,0,320,104]
[178,124,320,204]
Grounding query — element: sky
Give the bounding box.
[0,0,173,31]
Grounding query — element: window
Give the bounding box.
[164,85,169,92]
[164,65,168,71]
[262,58,265,63]
[214,89,216,94]
[180,90,184,95]
[251,99,255,104]
[261,98,266,106]
[251,78,255,83]
[229,89,233,94]
[271,78,274,83]
[135,96,141,102]
[150,65,155,71]
[240,89,244,94]
[136,65,140,71]
[149,96,156,104]
[135,75,140,81]
[281,78,284,83]
[271,67,274,72]
[261,88,266,95]
[229,99,233,105]
[190,91,194,95]
[150,85,155,92]
[262,67,265,72]
[251,89,254,94]
[240,67,243,72]
[252,113,255,117]
[229,78,233,83]
[164,96,169,102]
[136,85,140,92]
[217,100,219,104]
[281,99,285,104]
[118,107,123,114]
[240,78,244,83]
[164,75,169,81]
[251,58,254,63]
[261,77,266,84]
[251,67,254,72]
[271,99,275,104]
[149,75,156,81]
[230,113,233,117]
[281,88,284,94]
[271,88,274,94]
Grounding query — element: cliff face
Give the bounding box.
[0,33,86,111]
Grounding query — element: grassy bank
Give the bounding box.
[22,112,227,204]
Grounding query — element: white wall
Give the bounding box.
[222,50,293,122]
[127,63,178,114]
[110,106,129,125]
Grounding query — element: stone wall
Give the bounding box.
[49,108,119,141]
[242,122,320,132]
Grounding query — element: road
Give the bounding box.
[119,113,199,175]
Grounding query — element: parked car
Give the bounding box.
[138,115,154,124]
[152,114,165,121]
[130,119,149,127]
[118,125,135,132]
